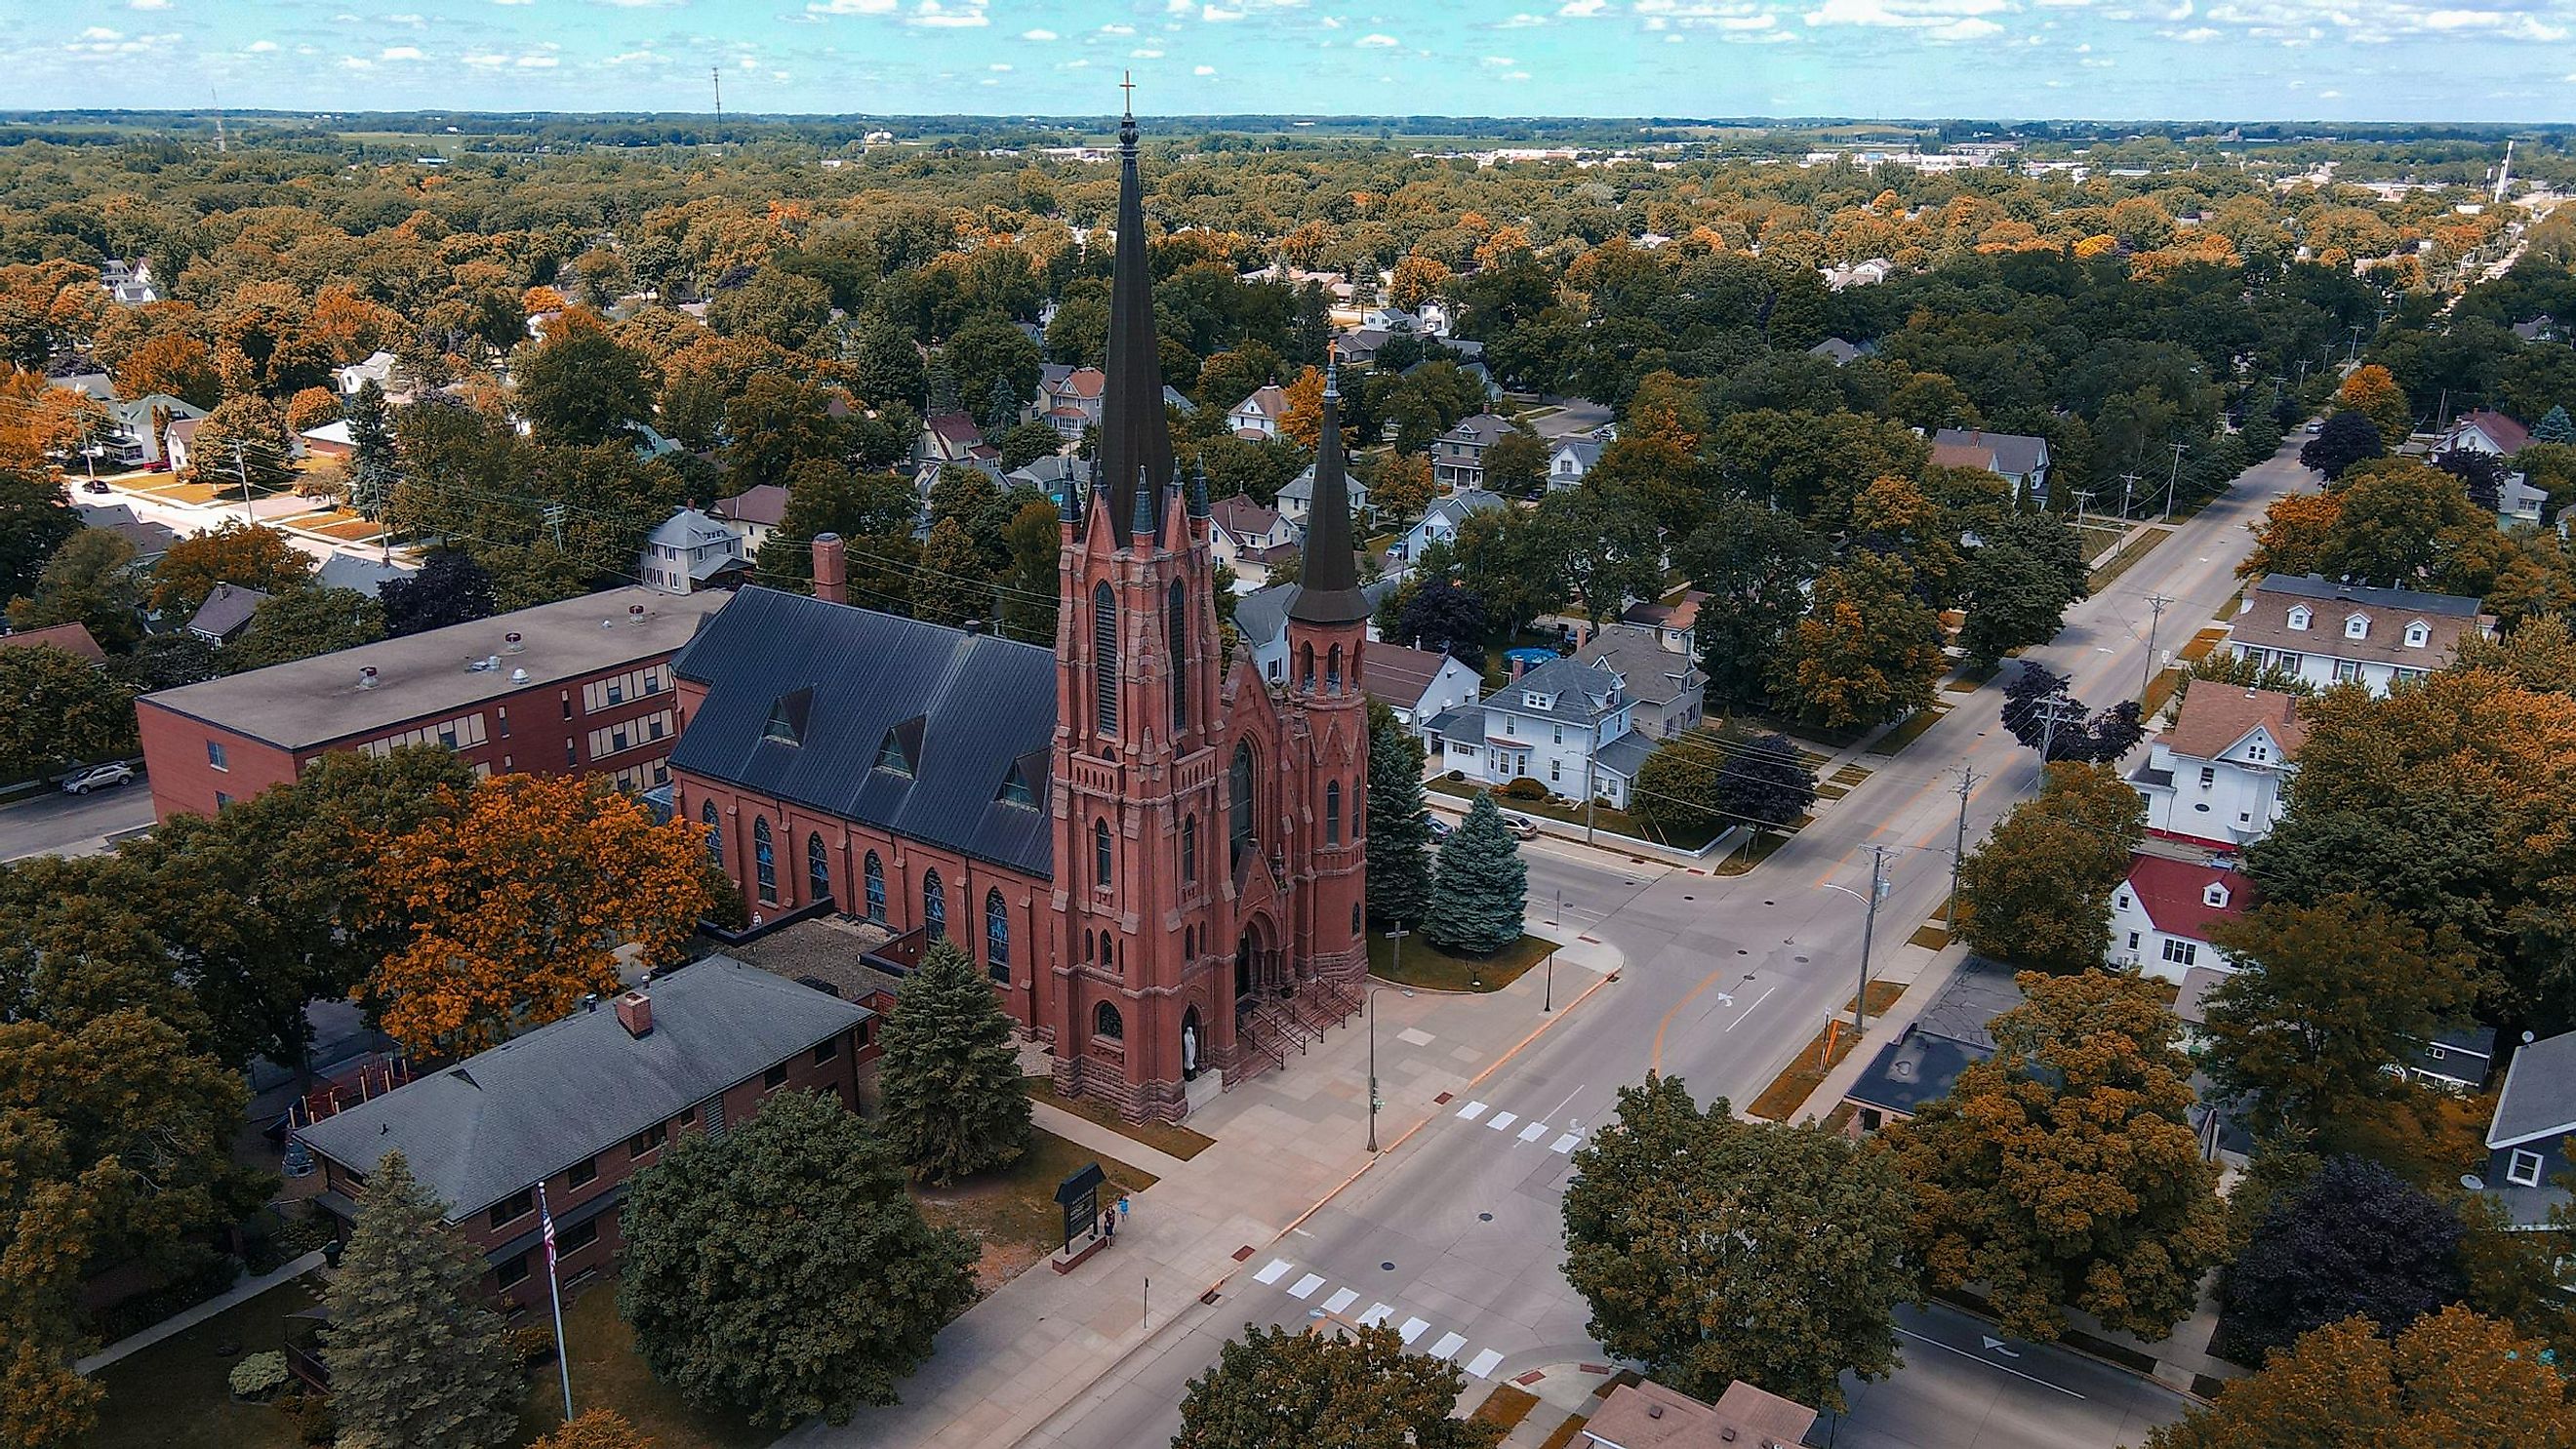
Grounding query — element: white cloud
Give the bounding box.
[1504,68,1534,77]
[1022,27,1058,38]
[989,60,1013,69]
[1100,21,1135,33]
[1802,0,2009,32]
[1132,46,1166,55]
[604,50,665,63]
[2169,24,2220,38]
[340,56,373,69]
[1482,53,1516,62]
[380,45,425,60]
[2319,87,2342,94]
[517,53,560,65]
[464,50,511,64]
[1203,3,1247,17]
[80,26,121,39]
[1501,11,1549,22]
[129,0,171,9]
[1355,31,1399,44]
[808,0,897,11]
[246,39,280,51]
[1558,0,1607,13]
[491,0,534,6]
[1195,62,1218,72]
[908,0,989,25]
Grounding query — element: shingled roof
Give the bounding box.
[667,587,1058,877]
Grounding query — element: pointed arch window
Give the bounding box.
[752,818,777,903]
[1324,781,1342,845]
[1095,1001,1124,1041]
[923,869,946,941]
[1168,579,1189,734]
[1229,742,1256,864]
[863,851,886,923]
[1093,582,1119,736]
[985,889,1010,982]
[1181,814,1198,885]
[1093,819,1113,889]
[701,800,722,868]
[1327,644,1344,694]
[807,832,829,905]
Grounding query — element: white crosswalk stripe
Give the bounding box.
[1516,1120,1548,1143]
[1464,1348,1507,1379]
[1487,1110,1518,1131]
[1429,1332,1468,1361]
[1253,1259,1292,1285]
[1245,1256,1506,1381]
[1550,1133,1582,1153]
[1287,1273,1325,1300]
[1456,1101,1488,1121]
[1397,1316,1430,1346]
[1358,1303,1395,1328]
[1321,1287,1358,1314]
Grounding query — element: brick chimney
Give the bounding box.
[812,532,848,605]
[615,988,653,1038]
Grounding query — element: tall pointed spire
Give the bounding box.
[1289,356,1369,624]
[1096,74,1173,547]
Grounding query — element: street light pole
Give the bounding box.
[1543,948,1555,1012]
[2142,592,2174,703]
[1370,937,1403,1153]
[2164,441,2188,518]
[1822,848,1890,1036]
[233,440,256,525]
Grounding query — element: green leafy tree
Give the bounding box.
[1767,552,1946,732]
[1958,762,2143,973]
[1676,498,1814,710]
[106,632,220,693]
[873,938,1033,1185]
[999,419,1065,472]
[2145,1308,2576,1449]
[618,1090,977,1427]
[0,467,80,603]
[1364,718,1434,929]
[187,395,295,493]
[322,1150,524,1449]
[1564,1073,1913,1411]
[1482,424,1549,496]
[1423,793,1527,957]
[516,319,658,446]
[706,266,834,350]
[6,527,142,652]
[911,516,996,629]
[942,313,1042,428]
[225,585,385,671]
[1715,732,1818,834]
[0,644,136,782]
[1959,539,2078,666]
[1535,479,1666,630]
[847,313,929,411]
[997,497,1062,642]
[1631,732,1725,839]
[1174,1322,1502,1449]
[380,549,498,637]
[719,373,855,493]
[2201,895,2479,1143]
[1882,969,2228,1342]
[753,462,920,603]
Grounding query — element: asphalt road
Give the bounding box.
[1030,440,2308,1449]
[0,778,155,862]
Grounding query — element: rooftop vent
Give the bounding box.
[628,603,648,627]
[509,667,529,684]
[503,630,525,654]
[1649,1404,1666,1421]
[356,665,379,690]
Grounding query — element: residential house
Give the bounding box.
[1930,427,2052,506]
[2481,1029,2576,1227]
[1808,336,1875,366]
[2227,574,2491,696]
[1620,590,1705,657]
[1006,454,1084,511]
[163,416,204,475]
[1392,488,1509,562]
[1231,576,1399,686]
[919,411,997,475]
[299,420,355,460]
[1547,431,1611,491]
[1361,644,1482,733]
[1430,413,1515,491]
[624,422,684,462]
[1207,494,1299,578]
[1335,328,1394,366]
[1425,655,1653,809]
[186,584,269,645]
[2512,315,2559,343]
[1579,1380,1816,1449]
[2408,1025,2497,1093]
[1276,462,1370,527]
[2108,854,2253,983]
[2128,686,2303,849]
[95,392,207,469]
[1361,305,1421,333]
[317,554,419,599]
[1844,955,2024,1134]
[0,622,106,664]
[1227,384,1291,440]
[296,959,872,1312]
[1574,623,1707,740]
[1822,258,1896,291]
[335,350,398,397]
[639,507,749,595]
[1416,299,1454,336]
[712,484,790,554]
[99,259,158,306]
[1038,364,1106,439]
[2435,409,2531,459]
[77,503,177,565]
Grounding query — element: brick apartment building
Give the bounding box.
[135,585,730,820]
[295,958,873,1312]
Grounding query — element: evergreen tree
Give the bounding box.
[2536,404,2576,446]
[911,517,996,630]
[874,937,1032,1185]
[982,374,1024,443]
[1364,719,1434,929]
[322,1151,523,1449]
[618,1091,977,1426]
[1423,793,1527,957]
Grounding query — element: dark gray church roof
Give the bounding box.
[668,586,1057,878]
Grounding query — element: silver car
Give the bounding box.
[61,762,136,794]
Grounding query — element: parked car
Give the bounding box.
[1427,817,1453,842]
[1498,810,1540,841]
[2304,420,2323,434]
[81,478,110,494]
[61,762,136,794]
[144,459,171,473]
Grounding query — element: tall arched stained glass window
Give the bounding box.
[1093,582,1119,736]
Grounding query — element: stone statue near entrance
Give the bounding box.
[1181,1022,1200,1080]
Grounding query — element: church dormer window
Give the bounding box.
[2345,614,2369,640]
[874,726,914,777]
[1093,583,1119,736]
[995,762,1036,809]
[2286,606,2312,631]
[762,687,813,746]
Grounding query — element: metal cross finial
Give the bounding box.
[1120,71,1135,115]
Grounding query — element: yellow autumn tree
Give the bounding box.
[2239,490,2344,580]
[1279,366,1329,451]
[2338,363,2414,446]
[1388,254,1451,312]
[365,774,713,1056]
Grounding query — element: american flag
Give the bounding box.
[539,1186,558,1271]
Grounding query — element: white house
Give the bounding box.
[639,507,748,595]
[94,391,206,468]
[2228,574,2491,696]
[1361,305,1422,333]
[711,483,790,554]
[2128,686,2303,849]
[1929,427,2051,506]
[335,350,398,397]
[1392,488,1510,562]
[1426,655,1655,810]
[2434,409,2531,459]
[1232,577,1401,686]
[1207,493,1298,579]
[1276,462,1369,527]
[1574,622,1707,740]
[100,259,158,306]
[2108,855,2253,983]
[1227,385,1290,440]
[1547,432,1611,491]
[1362,643,1483,733]
[1620,590,1704,656]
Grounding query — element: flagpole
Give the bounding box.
[539,1183,573,1422]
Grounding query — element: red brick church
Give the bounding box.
[667,100,1371,1121]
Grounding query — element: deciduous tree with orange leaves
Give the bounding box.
[365,774,713,1057]
[2240,489,2343,579]
[2338,363,2414,448]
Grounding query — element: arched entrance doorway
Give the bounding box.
[1181,1005,1203,1081]
[1233,914,1280,1015]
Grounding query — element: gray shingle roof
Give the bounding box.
[187,583,268,640]
[1482,655,1624,726]
[1932,427,2048,479]
[1575,624,1703,709]
[296,956,868,1217]
[1845,955,2024,1116]
[1425,489,1510,529]
[1593,730,1654,781]
[317,554,419,597]
[2487,1029,2576,1149]
[668,587,1058,878]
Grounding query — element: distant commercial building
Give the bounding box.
[135,585,729,819]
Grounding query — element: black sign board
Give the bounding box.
[1055,1161,1106,1253]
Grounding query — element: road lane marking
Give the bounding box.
[1722,986,1776,1031]
[1550,1133,1582,1153]
[1358,1303,1395,1327]
[1893,1327,2084,1398]
[1487,1110,1518,1131]
[1254,1259,1292,1285]
[1429,1332,1468,1361]
[1287,1273,1325,1300]
[1457,1102,1488,1121]
[1540,1085,1585,1122]
[1398,1316,1430,1345]
[1516,1120,1548,1143]
[1321,1287,1357,1314]
[1464,1348,1506,1379]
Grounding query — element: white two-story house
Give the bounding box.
[2108,855,2253,984]
[639,507,749,595]
[2228,574,2491,697]
[1574,622,1707,741]
[1426,656,1655,810]
[1227,384,1290,440]
[2128,686,2303,849]
[1430,413,1515,491]
[1276,462,1369,528]
[1391,488,1509,562]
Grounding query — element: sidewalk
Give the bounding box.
[788,945,1615,1448]
[74,1251,325,1375]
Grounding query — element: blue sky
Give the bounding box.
[6,0,2571,123]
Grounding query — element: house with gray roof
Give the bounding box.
[1231,575,1400,686]
[639,506,749,595]
[1427,654,1654,810]
[1930,427,2051,506]
[1277,461,1370,527]
[186,583,268,645]
[1430,413,1517,492]
[1842,955,2025,1134]
[297,956,872,1309]
[2228,574,2490,696]
[316,553,419,598]
[1392,488,1510,563]
[1574,622,1707,739]
[2484,1029,2576,1228]
[1546,432,1611,492]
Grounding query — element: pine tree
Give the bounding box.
[345,378,398,521]
[911,516,996,629]
[322,1150,523,1449]
[1423,793,1528,957]
[874,938,1033,1185]
[2536,404,2576,446]
[1364,719,1434,929]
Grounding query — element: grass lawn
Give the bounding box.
[1369,930,1553,992]
[1021,1076,1216,1161]
[1863,704,1952,758]
[1717,710,1866,754]
[515,1272,775,1449]
[1830,764,1873,786]
[1471,1383,1542,1433]
[303,517,386,543]
[1536,1412,1594,1449]
[915,1127,1159,1294]
[1425,776,1722,852]
[1945,662,2000,693]
[2086,528,2170,591]
[136,480,225,504]
[89,1275,321,1449]
[1710,829,1790,876]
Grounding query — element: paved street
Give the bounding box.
[0,779,155,862]
[1023,438,2308,1449]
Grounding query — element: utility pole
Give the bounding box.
[2347,324,2364,363]
[2118,472,2139,521]
[2163,441,2189,518]
[1945,765,1976,933]
[2034,692,2088,773]
[1856,845,1887,1035]
[233,440,255,524]
[2073,488,2093,532]
[2142,592,2173,701]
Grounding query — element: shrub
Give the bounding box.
[229,1351,292,1401]
[507,1323,558,1368]
[277,1391,336,1445]
[91,1250,242,1343]
[1445,769,1465,782]
[1501,778,1548,801]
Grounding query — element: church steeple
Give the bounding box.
[1288,359,1369,624]
[1096,77,1172,547]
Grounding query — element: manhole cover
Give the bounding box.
[1382,1262,1396,1271]
[1479,1213,1493,1222]
[1793,955,1810,963]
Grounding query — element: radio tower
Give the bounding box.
[711,66,723,126]
[2493,139,2515,205]
[212,91,227,153]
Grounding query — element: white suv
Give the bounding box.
[61,763,136,794]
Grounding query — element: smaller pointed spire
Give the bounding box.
[1289,347,1368,625]
[1187,459,1210,519]
[1131,464,1155,543]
